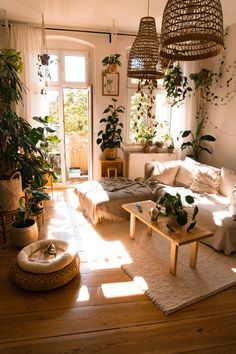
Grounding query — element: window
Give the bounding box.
[47,51,89,87]
[127,80,172,145]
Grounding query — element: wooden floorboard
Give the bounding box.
[0,189,236,354]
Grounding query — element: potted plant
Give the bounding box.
[0,48,25,211]
[178,117,216,161]
[156,192,199,232]
[9,188,50,248]
[102,54,121,73]
[96,98,125,160]
[134,124,157,152]
[0,49,58,213]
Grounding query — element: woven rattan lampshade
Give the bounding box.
[127,16,164,80]
[160,0,224,61]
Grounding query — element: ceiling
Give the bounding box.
[1,0,236,34]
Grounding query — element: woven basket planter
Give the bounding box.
[0,172,22,212]
[11,253,80,291]
[10,219,38,248]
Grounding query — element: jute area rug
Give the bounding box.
[94,220,236,316]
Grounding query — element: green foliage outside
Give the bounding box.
[64,89,88,134]
[48,89,88,135]
[130,91,149,141]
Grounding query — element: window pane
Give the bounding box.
[45,90,62,182]
[47,54,58,82]
[64,55,86,82]
[130,92,149,141]
[155,93,171,142]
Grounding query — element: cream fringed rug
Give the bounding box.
[94,220,236,316]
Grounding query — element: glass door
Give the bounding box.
[45,50,90,186]
[63,88,89,184]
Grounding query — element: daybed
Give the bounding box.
[75,157,236,255]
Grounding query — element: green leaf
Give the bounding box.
[199,135,216,142]
[185,195,194,204]
[187,220,197,232]
[196,119,205,136]
[192,205,199,220]
[181,130,191,138]
[177,212,188,226]
[198,146,213,154]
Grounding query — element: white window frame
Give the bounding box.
[61,50,89,88]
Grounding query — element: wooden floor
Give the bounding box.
[1,189,236,354]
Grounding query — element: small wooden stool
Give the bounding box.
[107,167,118,178]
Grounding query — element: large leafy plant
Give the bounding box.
[0,48,59,188]
[178,117,216,161]
[96,98,125,151]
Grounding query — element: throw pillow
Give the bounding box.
[175,157,200,187]
[190,170,221,194]
[220,167,236,197]
[147,160,181,185]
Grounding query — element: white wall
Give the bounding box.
[200,23,236,170]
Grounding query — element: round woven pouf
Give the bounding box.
[10,239,80,291]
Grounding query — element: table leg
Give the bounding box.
[130,214,136,240]
[147,226,152,236]
[170,242,178,275]
[190,241,198,268]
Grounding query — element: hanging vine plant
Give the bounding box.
[131,79,158,147]
[164,64,192,107]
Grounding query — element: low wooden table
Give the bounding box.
[122,200,213,275]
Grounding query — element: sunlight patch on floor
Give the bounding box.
[231,268,236,273]
[76,285,90,302]
[101,281,144,298]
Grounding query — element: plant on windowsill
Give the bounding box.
[102,53,121,73]
[96,98,125,160]
[156,192,199,233]
[134,124,157,153]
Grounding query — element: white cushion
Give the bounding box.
[147,160,181,186]
[220,167,236,197]
[229,188,236,216]
[190,170,221,194]
[175,157,201,187]
[17,239,76,274]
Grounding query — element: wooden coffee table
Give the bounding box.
[122,200,213,275]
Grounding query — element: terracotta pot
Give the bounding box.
[143,146,150,153]
[104,148,117,160]
[108,64,118,73]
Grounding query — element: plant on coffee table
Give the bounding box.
[156,192,199,232]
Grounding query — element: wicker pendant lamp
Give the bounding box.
[160,0,224,61]
[127,1,164,79]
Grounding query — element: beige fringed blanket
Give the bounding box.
[75,178,164,224]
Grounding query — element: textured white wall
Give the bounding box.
[200,23,236,170]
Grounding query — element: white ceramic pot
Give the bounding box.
[10,219,38,248]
